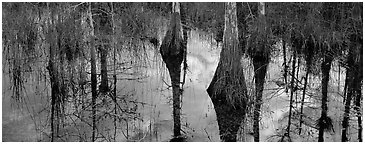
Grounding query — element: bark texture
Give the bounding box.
[88,3,98,141]
[160,2,186,138]
[48,26,59,143]
[100,44,109,93]
[95,3,112,94]
[318,49,333,142]
[252,2,270,142]
[47,6,61,141]
[342,42,362,142]
[341,68,352,142]
[252,51,269,142]
[207,2,248,142]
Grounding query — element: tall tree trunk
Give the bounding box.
[100,44,108,93]
[295,56,300,107]
[338,63,341,92]
[160,2,186,139]
[354,79,362,142]
[49,27,58,143]
[283,40,288,92]
[180,3,189,91]
[97,3,112,94]
[80,12,88,120]
[110,2,117,141]
[237,2,247,55]
[252,2,269,142]
[88,3,98,142]
[343,71,349,104]
[49,54,57,142]
[343,26,362,142]
[318,50,333,142]
[342,67,353,142]
[47,4,60,141]
[354,45,363,142]
[341,65,353,142]
[343,67,350,103]
[298,62,309,135]
[299,36,314,135]
[206,2,248,142]
[252,54,269,142]
[284,49,296,141]
[342,44,362,142]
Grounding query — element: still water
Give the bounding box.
[1,30,222,142]
[3,30,345,142]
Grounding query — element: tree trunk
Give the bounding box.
[110,2,117,141]
[97,3,112,94]
[354,79,362,142]
[180,3,189,90]
[252,55,269,142]
[49,33,58,143]
[100,44,108,93]
[318,50,333,142]
[295,56,300,108]
[354,45,363,142]
[342,44,362,142]
[206,2,248,142]
[80,13,88,120]
[171,69,182,137]
[237,2,247,55]
[88,3,98,142]
[252,2,269,142]
[298,64,309,135]
[299,36,314,135]
[343,71,349,104]
[338,63,341,92]
[160,2,186,139]
[285,50,296,140]
[47,5,60,141]
[341,70,352,142]
[283,40,288,92]
[342,66,353,142]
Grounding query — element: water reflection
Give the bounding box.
[2,30,298,142]
[2,30,222,142]
[125,30,221,141]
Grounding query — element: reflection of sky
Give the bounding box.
[126,30,222,141]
